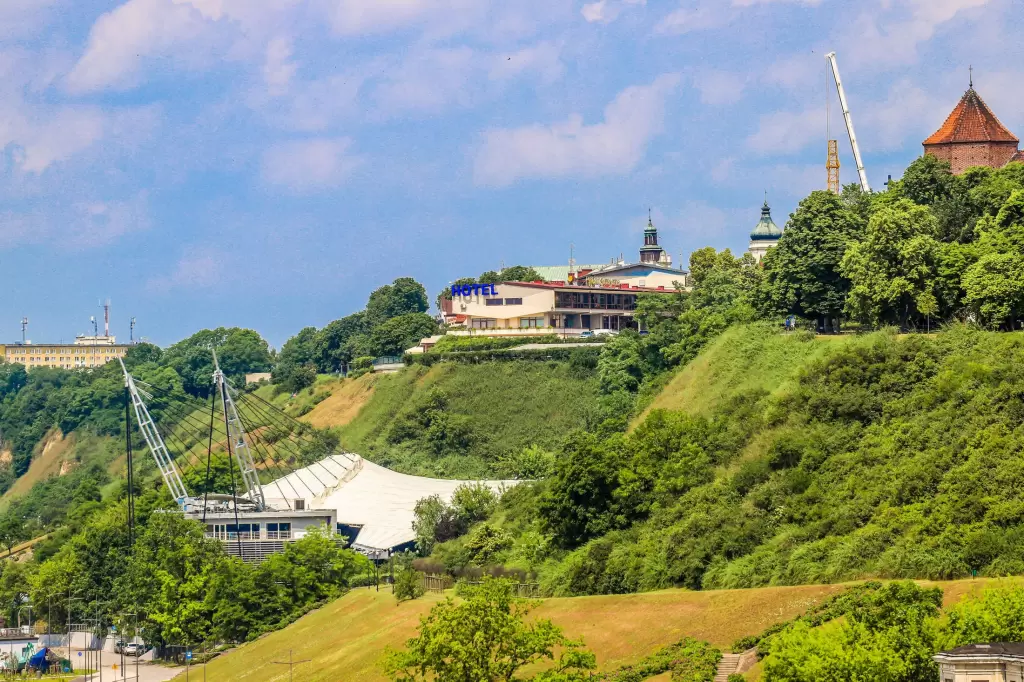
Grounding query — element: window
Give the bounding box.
[520,317,543,329]
[485,298,504,306]
[294,499,306,511]
[471,318,497,329]
[504,298,523,305]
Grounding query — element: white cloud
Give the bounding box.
[693,70,747,106]
[66,0,211,93]
[325,0,483,37]
[654,6,730,35]
[372,47,476,116]
[146,247,222,293]
[263,37,297,97]
[487,42,564,85]
[261,137,362,191]
[66,194,151,248]
[581,0,644,24]
[0,193,150,250]
[0,0,58,38]
[2,106,106,173]
[473,73,680,187]
[746,108,821,154]
[842,0,996,68]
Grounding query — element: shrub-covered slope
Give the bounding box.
[460,325,1024,594]
[330,362,600,478]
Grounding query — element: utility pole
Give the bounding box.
[67,591,82,674]
[271,650,311,682]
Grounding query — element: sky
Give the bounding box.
[1,0,1022,348]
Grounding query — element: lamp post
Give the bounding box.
[67,590,83,674]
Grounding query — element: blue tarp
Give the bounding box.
[27,647,50,672]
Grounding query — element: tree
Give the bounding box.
[757,191,864,330]
[393,553,425,603]
[497,266,543,283]
[763,582,941,682]
[313,313,368,372]
[840,199,942,329]
[273,326,319,391]
[383,578,595,682]
[901,154,954,206]
[369,313,438,357]
[366,278,430,327]
[163,328,273,397]
[961,190,1024,328]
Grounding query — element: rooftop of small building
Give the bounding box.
[750,201,783,241]
[924,86,1019,146]
[935,642,1024,659]
[502,280,683,293]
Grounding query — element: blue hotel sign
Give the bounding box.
[452,284,499,297]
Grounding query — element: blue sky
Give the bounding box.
[2,0,1022,347]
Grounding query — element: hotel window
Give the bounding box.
[485,298,504,306]
[504,298,523,305]
[520,317,543,329]
[471,319,497,329]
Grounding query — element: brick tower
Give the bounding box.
[923,82,1019,175]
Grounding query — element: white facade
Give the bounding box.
[935,644,1024,682]
[748,238,779,263]
[446,281,679,333]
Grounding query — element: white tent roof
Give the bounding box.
[263,454,517,551]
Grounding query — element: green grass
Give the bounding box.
[636,323,855,424]
[165,577,1015,682]
[335,362,600,477]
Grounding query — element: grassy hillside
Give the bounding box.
[167,577,1012,682]
[636,325,852,423]
[328,362,600,478]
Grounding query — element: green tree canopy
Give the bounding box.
[369,312,438,357]
[163,327,273,397]
[366,277,430,327]
[840,199,942,329]
[383,578,595,682]
[757,191,864,328]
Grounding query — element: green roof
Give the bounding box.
[528,265,609,281]
[750,201,782,241]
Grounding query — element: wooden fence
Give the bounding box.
[420,575,540,598]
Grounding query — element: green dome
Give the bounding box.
[750,201,782,241]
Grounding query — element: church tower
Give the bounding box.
[749,199,782,263]
[639,214,672,266]
[923,77,1020,174]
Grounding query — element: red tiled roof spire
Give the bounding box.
[924,87,1019,146]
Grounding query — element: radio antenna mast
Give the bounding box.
[20,317,28,344]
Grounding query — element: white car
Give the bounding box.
[123,643,145,657]
[591,329,618,336]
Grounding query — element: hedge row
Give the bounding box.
[405,345,603,366]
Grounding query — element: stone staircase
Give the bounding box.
[714,653,742,682]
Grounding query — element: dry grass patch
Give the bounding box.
[2,430,75,503]
[302,375,379,429]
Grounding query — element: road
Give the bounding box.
[71,661,184,682]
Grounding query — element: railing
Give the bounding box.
[206,531,276,541]
[266,530,292,540]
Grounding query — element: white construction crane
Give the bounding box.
[826,52,870,192]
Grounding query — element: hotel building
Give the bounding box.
[1,335,131,370]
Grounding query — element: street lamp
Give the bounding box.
[66,591,83,675]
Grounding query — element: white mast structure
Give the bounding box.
[119,359,190,509]
[213,351,267,511]
[826,52,870,192]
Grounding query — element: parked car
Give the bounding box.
[579,330,594,338]
[592,329,617,336]
[123,643,144,657]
